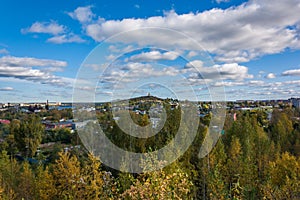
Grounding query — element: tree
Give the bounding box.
[262,152,300,199]
[35,166,56,200]
[16,162,35,200]
[0,177,3,200]
[82,153,116,199]
[121,155,193,199]
[206,140,228,199]
[0,151,18,200]
[226,136,244,199]
[270,110,293,152]
[13,115,44,157]
[121,168,192,200]
[6,120,20,155]
[52,151,84,199]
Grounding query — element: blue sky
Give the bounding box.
[1,0,300,102]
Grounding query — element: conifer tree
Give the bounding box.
[52,151,84,199]
[35,166,56,200]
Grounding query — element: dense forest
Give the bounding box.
[0,103,300,199]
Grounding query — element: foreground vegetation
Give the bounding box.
[0,103,300,199]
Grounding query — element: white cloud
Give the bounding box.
[121,62,179,77]
[187,51,198,58]
[248,80,265,86]
[84,63,109,71]
[0,56,71,87]
[0,87,13,91]
[0,56,67,68]
[216,0,230,3]
[282,69,300,76]
[265,73,276,79]
[212,81,244,87]
[23,20,86,44]
[47,34,86,44]
[0,48,9,54]
[97,60,252,92]
[106,54,116,61]
[82,0,300,63]
[99,62,181,86]
[22,21,65,35]
[285,80,300,85]
[128,50,179,62]
[68,6,94,24]
[213,80,265,87]
[185,61,253,81]
[218,63,254,80]
[108,45,134,53]
[185,60,204,69]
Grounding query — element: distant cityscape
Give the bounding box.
[1,96,300,111]
[0,95,299,133]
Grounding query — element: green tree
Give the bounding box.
[270,110,293,152]
[14,115,44,157]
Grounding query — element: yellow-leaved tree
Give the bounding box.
[262,152,300,199]
[82,153,116,199]
[52,151,84,199]
[35,165,56,200]
[121,154,193,199]
[17,162,35,200]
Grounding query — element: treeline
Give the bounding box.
[0,106,300,199]
[0,151,192,199]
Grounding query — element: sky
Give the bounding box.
[1,0,300,102]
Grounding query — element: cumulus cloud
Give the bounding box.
[185,61,253,81]
[216,0,230,3]
[0,87,13,91]
[47,34,85,44]
[187,51,198,58]
[265,73,276,79]
[213,80,266,88]
[128,51,179,62]
[0,56,71,86]
[0,48,9,54]
[23,20,85,44]
[121,62,179,77]
[79,0,300,63]
[97,59,253,94]
[0,56,67,68]
[99,62,182,86]
[67,6,94,24]
[248,80,265,86]
[108,45,134,53]
[212,81,244,87]
[282,69,300,76]
[22,21,65,35]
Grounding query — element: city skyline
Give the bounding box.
[1,0,300,102]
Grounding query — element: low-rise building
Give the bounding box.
[42,121,73,130]
[0,119,10,125]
